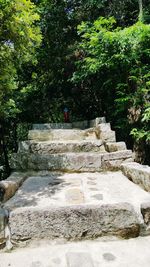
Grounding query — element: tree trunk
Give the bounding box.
[139,0,143,21]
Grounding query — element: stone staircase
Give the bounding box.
[0,117,150,250]
[10,118,133,172]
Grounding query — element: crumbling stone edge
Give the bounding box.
[0,172,30,203]
[121,162,150,192]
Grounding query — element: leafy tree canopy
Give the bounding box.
[72,18,150,149]
[0,0,41,119]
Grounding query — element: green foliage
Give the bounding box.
[17,123,32,141]
[0,0,41,120]
[0,0,41,178]
[19,0,144,123]
[73,18,150,148]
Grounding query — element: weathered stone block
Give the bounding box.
[105,142,127,152]
[121,162,150,192]
[29,153,102,172]
[11,150,134,172]
[97,123,111,132]
[95,123,116,142]
[9,203,140,241]
[10,152,103,172]
[26,140,106,154]
[100,131,116,142]
[101,150,133,170]
[28,129,86,141]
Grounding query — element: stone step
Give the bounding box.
[28,129,98,141]
[18,140,106,154]
[19,140,127,154]
[32,117,106,130]
[29,124,116,143]
[4,171,150,241]
[10,150,133,172]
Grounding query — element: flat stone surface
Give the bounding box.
[66,252,94,267]
[1,236,150,267]
[65,188,84,204]
[4,171,150,240]
[5,171,150,212]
